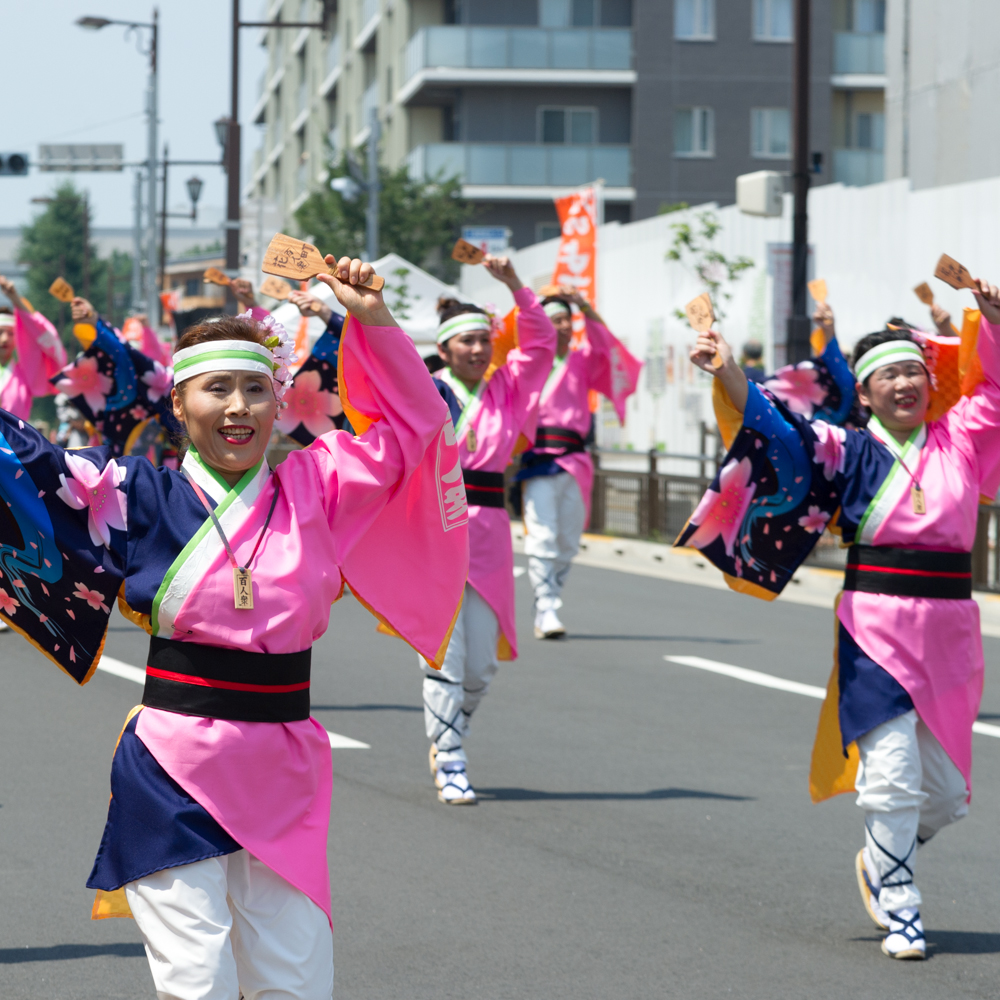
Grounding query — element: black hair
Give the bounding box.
[851,328,923,386]
[742,341,763,360]
[436,296,488,324]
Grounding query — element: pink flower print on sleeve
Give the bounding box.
[0,588,21,615]
[686,457,757,557]
[72,583,110,613]
[797,505,831,534]
[55,356,114,414]
[55,454,127,548]
[765,364,826,416]
[275,370,341,438]
[811,420,847,481]
[140,361,173,403]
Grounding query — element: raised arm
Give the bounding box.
[0,275,66,394]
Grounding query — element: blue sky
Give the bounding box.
[3,0,269,229]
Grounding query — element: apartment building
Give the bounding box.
[247,0,887,252]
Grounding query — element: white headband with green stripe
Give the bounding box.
[853,340,926,384]
[173,339,287,393]
[437,312,491,344]
[543,300,570,319]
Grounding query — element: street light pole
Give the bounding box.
[225,0,242,301]
[147,7,159,324]
[366,109,380,262]
[787,0,811,364]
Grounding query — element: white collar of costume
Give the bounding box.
[150,448,272,636]
[856,416,927,545]
[437,367,486,439]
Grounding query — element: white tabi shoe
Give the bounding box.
[0,619,9,632]
[435,763,477,805]
[881,907,926,960]
[533,608,566,639]
[855,848,890,930]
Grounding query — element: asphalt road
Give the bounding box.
[3,557,1000,999]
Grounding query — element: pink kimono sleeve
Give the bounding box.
[581,314,641,423]
[305,322,451,562]
[494,286,557,425]
[14,309,66,396]
[948,316,1000,496]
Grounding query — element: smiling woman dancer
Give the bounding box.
[0,257,467,999]
[678,277,1000,962]
[423,255,556,804]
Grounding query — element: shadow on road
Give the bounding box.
[569,635,760,644]
[0,943,145,964]
[927,931,1000,955]
[476,787,752,802]
[311,704,422,713]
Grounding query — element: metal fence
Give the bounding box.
[974,504,1000,592]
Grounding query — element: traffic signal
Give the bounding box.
[0,154,29,175]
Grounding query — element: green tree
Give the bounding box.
[17,182,134,347]
[666,210,754,323]
[295,154,475,283]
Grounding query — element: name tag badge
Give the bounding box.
[466,427,477,452]
[911,486,926,515]
[234,567,254,609]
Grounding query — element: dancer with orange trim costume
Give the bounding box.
[0,257,468,997]
[513,287,640,639]
[678,276,1000,962]
[422,254,557,804]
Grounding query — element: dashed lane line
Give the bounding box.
[96,655,371,749]
[664,655,1000,740]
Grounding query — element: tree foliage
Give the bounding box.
[295,155,475,283]
[666,210,754,323]
[17,182,133,345]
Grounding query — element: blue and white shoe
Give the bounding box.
[435,762,477,805]
[855,848,890,930]
[881,908,926,960]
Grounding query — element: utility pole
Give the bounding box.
[82,192,91,300]
[366,109,381,262]
[132,169,143,314]
[147,7,159,324]
[224,0,243,306]
[787,0,811,364]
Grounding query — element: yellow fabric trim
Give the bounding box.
[722,572,779,602]
[117,583,153,635]
[809,592,860,803]
[484,307,519,382]
[123,417,152,458]
[497,631,514,662]
[0,605,107,686]
[91,887,132,920]
[959,308,985,397]
[712,379,743,452]
[809,326,830,357]
[73,323,97,348]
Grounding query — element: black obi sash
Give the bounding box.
[143,637,311,722]
[534,425,586,454]
[844,545,972,600]
[463,468,506,508]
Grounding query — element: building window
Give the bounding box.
[751,107,791,158]
[674,107,714,157]
[753,0,792,41]
[852,0,886,33]
[855,112,885,150]
[539,0,600,27]
[185,278,200,297]
[537,221,563,243]
[674,0,714,40]
[539,107,597,144]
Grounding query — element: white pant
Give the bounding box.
[125,850,334,1000]
[855,709,968,912]
[523,471,586,612]
[421,583,498,766]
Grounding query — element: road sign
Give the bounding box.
[38,144,124,172]
[0,153,29,176]
[461,226,511,257]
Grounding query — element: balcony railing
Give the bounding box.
[406,142,631,188]
[326,33,340,77]
[833,148,884,186]
[358,80,378,133]
[833,31,885,75]
[404,26,632,82]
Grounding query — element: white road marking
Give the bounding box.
[96,655,370,748]
[513,566,526,578]
[664,655,1000,740]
